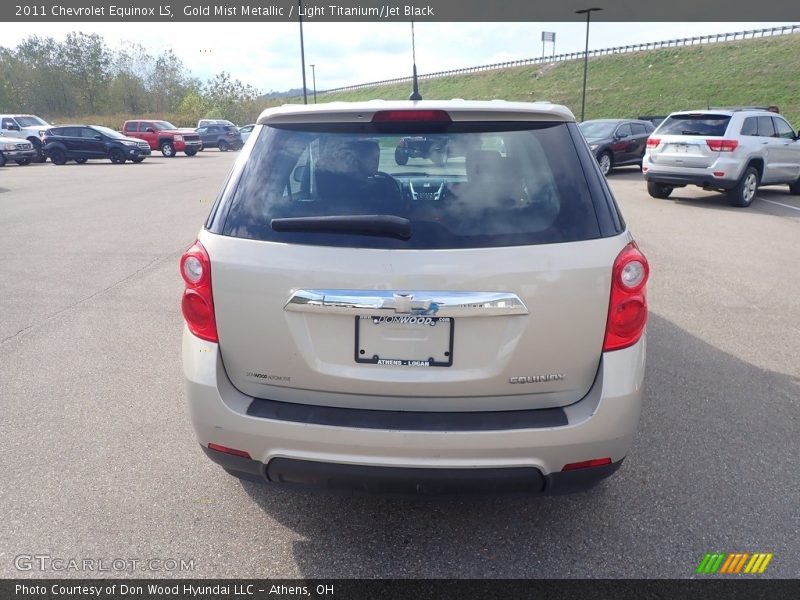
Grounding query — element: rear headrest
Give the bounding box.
[317,139,380,178]
[466,150,504,183]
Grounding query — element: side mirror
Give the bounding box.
[145,128,155,133]
[293,165,306,183]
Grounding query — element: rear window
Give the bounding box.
[657,114,731,137]
[220,122,603,250]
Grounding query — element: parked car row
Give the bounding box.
[0,113,252,166]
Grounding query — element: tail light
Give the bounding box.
[603,242,649,352]
[180,240,218,342]
[372,110,452,123]
[646,137,660,149]
[706,139,738,152]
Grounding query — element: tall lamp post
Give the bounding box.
[298,0,308,104]
[309,63,317,103]
[575,7,602,122]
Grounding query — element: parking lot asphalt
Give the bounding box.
[1,156,798,578]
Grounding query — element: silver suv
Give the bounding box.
[643,108,800,207]
[181,100,649,496]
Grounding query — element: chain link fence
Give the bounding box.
[321,25,800,95]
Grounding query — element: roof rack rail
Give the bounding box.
[707,105,780,113]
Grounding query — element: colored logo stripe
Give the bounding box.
[697,553,773,574]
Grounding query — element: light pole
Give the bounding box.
[298,0,308,104]
[309,64,317,103]
[576,7,602,122]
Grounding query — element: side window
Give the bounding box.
[124,122,136,132]
[139,122,154,132]
[773,118,795,140]
[61,127,80,137]
[2,118,16,129]
[81,128,99,138]
[740,118,757,136]
[197,127,207,134]
[630,123,647,136]
[615,124,632,138]
[756,116,776,138]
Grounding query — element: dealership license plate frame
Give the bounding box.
[354,315,454,367]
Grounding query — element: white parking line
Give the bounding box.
[760,198,800,212]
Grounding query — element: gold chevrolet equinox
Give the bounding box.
[181,100,649,495]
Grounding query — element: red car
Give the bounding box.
[121,120,202,157]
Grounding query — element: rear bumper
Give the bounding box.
[203,447,623,496]
[183,328,645,495]
[643,156,741,189]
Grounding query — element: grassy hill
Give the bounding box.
[301,34,800,125]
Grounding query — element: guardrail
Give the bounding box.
[320,24,800,95]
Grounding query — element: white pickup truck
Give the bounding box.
[0,114,52,162]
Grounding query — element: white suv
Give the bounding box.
[643,108,800,207]
[181,100,649,496]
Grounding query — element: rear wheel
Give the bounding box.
[29,138,47,163]
[218,140,230,152]
[647,181,673,199]
[109,148,126,164]
[430,147,447,167]
[49,148,67,165]
[789,176,800,195]
[0,153,6,167]
[15,158,31,166]
[394,147,409,165]
[598,152,613,176]
[160,141,175,157]
[74,157,88,164]
[727,166,759,207]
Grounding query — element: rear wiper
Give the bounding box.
[271,215,412,240]
[680,130,703,135]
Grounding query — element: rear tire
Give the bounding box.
[647,181,673,199]
[109,148,126,164]
[218,140,230,152]
[727,166,759,207]
[430,148,447,167]
[160,141,175,157]
[49,148,67,165]
[598,152,613,176]
[394,147,409,165]
[789,176,800,195]
[0,153,6,167]
[29,139,46,163]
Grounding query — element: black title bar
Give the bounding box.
[3,0,800,22]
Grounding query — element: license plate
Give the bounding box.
[354,316,454,367]
[670,143,691,153]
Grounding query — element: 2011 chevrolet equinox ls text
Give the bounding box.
[181,100,649,496]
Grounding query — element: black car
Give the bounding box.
[195,124,243,151]
[579,119,655,176]
[394,135,481,166]
[42,125,151,165]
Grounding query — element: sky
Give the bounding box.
[1,22,795,93]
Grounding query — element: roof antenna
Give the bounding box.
[409,21,422,101]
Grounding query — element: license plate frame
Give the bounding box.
[354,315,454,367]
